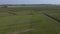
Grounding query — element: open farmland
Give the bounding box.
[0,7,60,34]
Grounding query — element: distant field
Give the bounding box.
[0,7,60,12]
[0,7,60,34]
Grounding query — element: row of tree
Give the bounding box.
[1,5,8,8]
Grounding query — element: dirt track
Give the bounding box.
[12,29,34,34]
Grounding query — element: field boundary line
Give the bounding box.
[40,12,60,23]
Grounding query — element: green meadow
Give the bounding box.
[0,7,60,34]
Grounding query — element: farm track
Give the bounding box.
[12,28,35,34]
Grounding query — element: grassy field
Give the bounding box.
[0,7,60,34]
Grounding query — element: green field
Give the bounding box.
[0,7,60,34]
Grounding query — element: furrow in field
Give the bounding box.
[43,13,60,22]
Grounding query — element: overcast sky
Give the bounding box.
[0,0,60,4]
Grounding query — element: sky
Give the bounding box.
[0,0,60,4]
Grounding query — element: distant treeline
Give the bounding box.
[0,4,60,7]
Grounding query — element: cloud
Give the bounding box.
[0,0,60,4]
